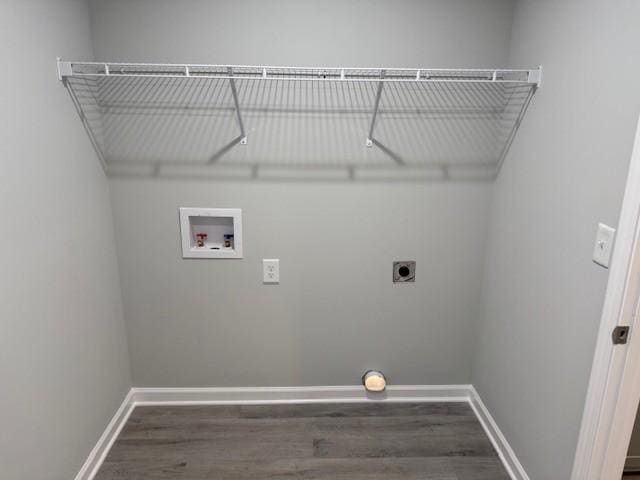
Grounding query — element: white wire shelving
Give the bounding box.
[58,59,541,181]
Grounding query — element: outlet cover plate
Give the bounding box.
[263,259,280,284]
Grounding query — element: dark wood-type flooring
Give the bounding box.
[94,402,510,479]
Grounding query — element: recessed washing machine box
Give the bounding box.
[179,208,243,258]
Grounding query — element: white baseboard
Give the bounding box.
[74,389,136,480]
[132,384,471,405]
[469,386,529,480]
[76,384,528,480]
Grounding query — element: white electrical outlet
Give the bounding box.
[263,259,280,284]
[593,223,616,268]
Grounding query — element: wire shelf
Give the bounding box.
[58,59,541,181]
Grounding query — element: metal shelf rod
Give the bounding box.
[227,67,247,145]
[58,60,542,87]
[65,73,535,84]
[366,70,386,147]
[61,59,538,74]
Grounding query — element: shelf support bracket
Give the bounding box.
[365,70,385,147]
[63,81,108,172]
[528,66,543,88]
[228,67,248,145]
[56,57,72,82]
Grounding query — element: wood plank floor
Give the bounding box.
[94,402,510,479]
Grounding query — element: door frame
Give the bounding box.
[572,115,640,479]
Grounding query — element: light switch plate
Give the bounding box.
[593,223,616,268]
[263,259,280,284]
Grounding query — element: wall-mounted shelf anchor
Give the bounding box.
[528,65,543,88]
[56,57,72,81]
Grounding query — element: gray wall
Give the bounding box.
[89,0,513,66]
[91,0,513,386]
[471,1,640,479]
[0,1,131,479]
[109,182,491,386]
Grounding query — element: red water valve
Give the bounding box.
[195,233,208,247]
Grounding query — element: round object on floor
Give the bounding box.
[362,370,387,392]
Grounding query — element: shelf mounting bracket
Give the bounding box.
[57,57,72,82]
[528,66,543,88]
[228,67,248,145]
[365,70,385,147]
